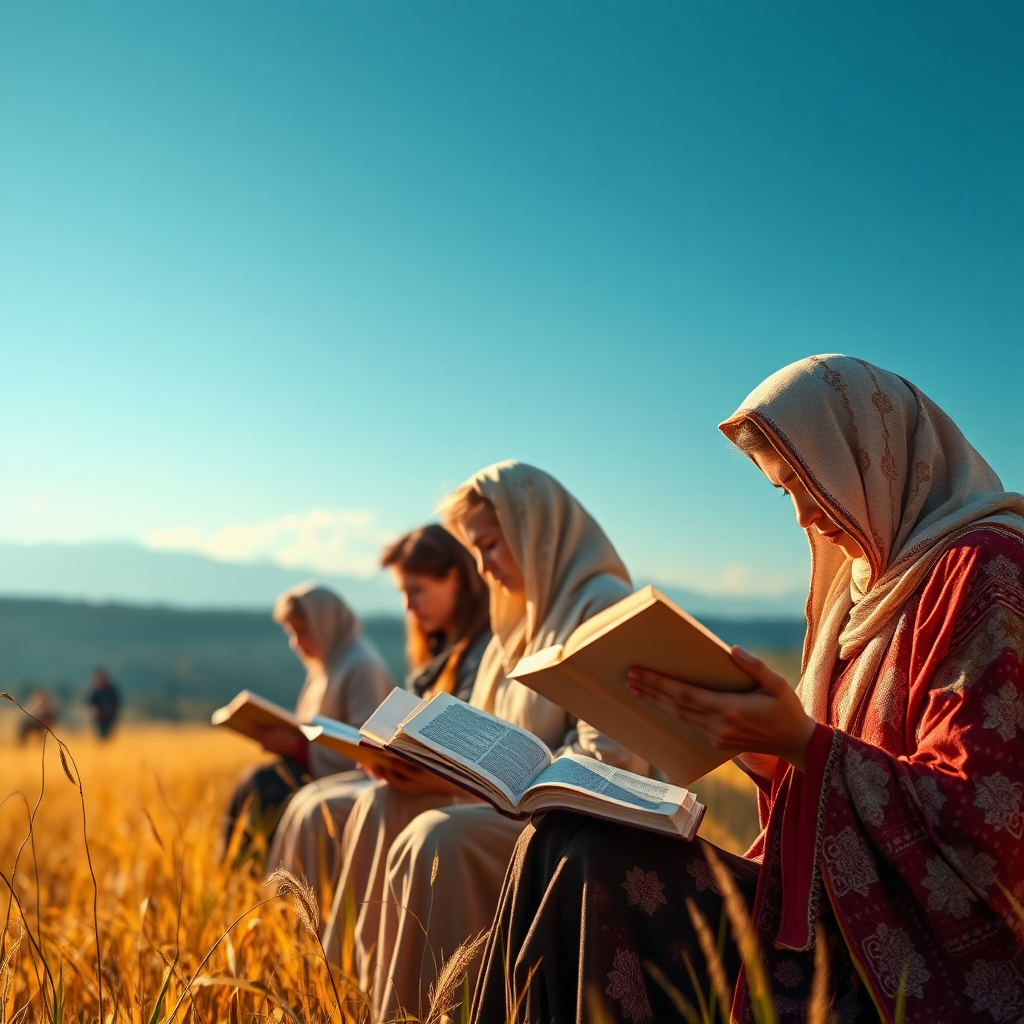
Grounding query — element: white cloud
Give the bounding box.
[144,508,394,577]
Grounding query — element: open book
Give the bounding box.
[509,585,760,785]
[211,690,393,770]
[358,688,705,840]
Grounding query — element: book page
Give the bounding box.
[307,715,362,745]
[396,693,553,804]
[360,688,424,748]
[528,752,678,811]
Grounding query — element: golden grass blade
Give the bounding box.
[425,930,489,1024]
[191,976,304,1023]
[701,843,776,1024]
[644,960,703,1024]
[264,870,320,940]
[685,897,730,1022]
[584,984,617,1024]
[805,922,830,1024]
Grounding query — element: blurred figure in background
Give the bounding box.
[223,583,393,861]
[87,668,120,740]
[18,688,59,743]
[268,525,491,900]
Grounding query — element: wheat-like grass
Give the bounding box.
[0,717,769,1023]
[0,723,372,1022]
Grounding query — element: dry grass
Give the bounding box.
[1,721,370,1023]
[1,718,762,1022]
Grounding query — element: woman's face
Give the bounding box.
[753,448,865,559]
[462,503,526,596]
[284,609,321,662]
[394,568,461,637]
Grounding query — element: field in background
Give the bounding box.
[0,598,804,725]
[0,722,761,1021]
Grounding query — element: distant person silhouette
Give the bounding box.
[18,688,58,743]
[87,668,121,740]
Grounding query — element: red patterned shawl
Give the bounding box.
[718,356,1024,1023]
[753,528,1024,1023]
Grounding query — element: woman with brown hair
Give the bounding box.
[324,461,648,1021]
[471,356,1024,1024]
[268,526,491,893]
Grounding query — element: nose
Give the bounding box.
[791,491,821,530]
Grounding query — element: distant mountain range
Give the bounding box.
[0,541,807,620]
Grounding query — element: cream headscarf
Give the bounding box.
[274,582,362,722]
[720,355,1024,731]
[443,460,633,722]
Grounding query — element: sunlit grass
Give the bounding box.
[1,717,764,1021]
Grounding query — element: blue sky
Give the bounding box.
[1,0,1021,603]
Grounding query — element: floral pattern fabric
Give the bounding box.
[750,529,1024,1024]
[471,529,1024,1024]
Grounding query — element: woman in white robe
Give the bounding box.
[269,528,491,900]
[323,461,647,1021]
[224,582,393,863]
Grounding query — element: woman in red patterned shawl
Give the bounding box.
[470,355,1024,1024]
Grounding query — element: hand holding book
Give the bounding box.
[363,756,464,797]
[626,644,816,771]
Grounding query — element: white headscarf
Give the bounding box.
[275,582,362,722]
[720,355,1024,730]
[443,461,633,749]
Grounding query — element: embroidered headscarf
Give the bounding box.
[274,582,362,722]
[720,355,1024,730]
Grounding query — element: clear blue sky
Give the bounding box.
[1,0,1021,600]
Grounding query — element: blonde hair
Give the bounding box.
[437,484,494,539]
[272,593,306,626]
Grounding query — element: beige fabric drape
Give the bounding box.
[720,354,1024,730]
[265,584,393,904]
[283,582,394,776]
[325,462,645,1020]
[457,460,638,759]
[267,770,373,893]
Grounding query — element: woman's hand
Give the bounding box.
[365,757,463,797]
[627,646,816,770]
[249,723,303,760]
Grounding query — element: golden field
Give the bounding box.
[0,719,760,1023]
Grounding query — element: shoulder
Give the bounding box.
[576,573,633,620]
[917,527,1024,660]
[339,637,391,678]
[926,527,1024,597]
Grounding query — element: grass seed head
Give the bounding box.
[264,869,320,939]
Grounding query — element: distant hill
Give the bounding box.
[0,540,808,619]
[0,541,403,613]
[0,597,804,727]
[0,597,406,725]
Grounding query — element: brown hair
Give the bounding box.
[381,524,490,693]
[728,418,777,460]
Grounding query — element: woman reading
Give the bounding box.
[324,461,647,1020]
[471,355,1024,1024]
[269,526,491,890]
[223,583,393,858]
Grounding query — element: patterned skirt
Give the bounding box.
[470,811,880,1024]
